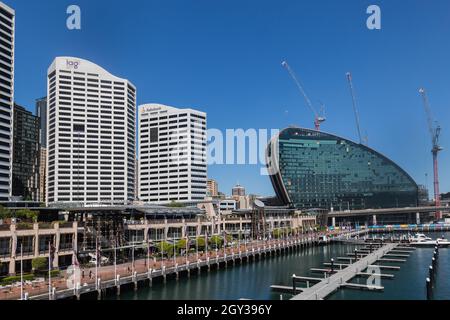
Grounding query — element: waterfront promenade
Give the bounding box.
[0,230,363,300]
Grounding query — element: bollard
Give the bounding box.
[331,258,335,273]
[426,278,432,300]
[292,274,297,295]
[354,249,358,262]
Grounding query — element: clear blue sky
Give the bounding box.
[8,0,450,197]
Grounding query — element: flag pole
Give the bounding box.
[20,243,23,300]
[185,236,189,266]
[132,241,135,274]
[114,239,117,284]
[48,241,51,300]
[173,237,176,266]
[95,235,98,290]
[147,239,150,272]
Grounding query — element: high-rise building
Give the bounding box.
[207,179,218,197]
[232,184,245,197]
[0,2,15,201]
[139,104,207,204]
[135,158,139,201]
[47,57,136,205]
[39,147,47,202]
[12,104,40,200]
[266,127,419,210]
[36,97,47,147]
[36,97,48,203]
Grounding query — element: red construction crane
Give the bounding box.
[419,88,443,221]
[282,61,325,131]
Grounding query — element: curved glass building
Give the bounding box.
[266,127,418,210]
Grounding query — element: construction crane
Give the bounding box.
[346,72,363,145]
[282,60,325,131]
[419,88,443,221]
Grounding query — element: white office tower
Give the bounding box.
[139,104,207,204]
[0,2,14,201]
[46,57,136,206]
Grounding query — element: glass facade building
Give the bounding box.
[266,127,418,210]
[12,104,40,200]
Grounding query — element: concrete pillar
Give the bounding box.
[372,215,377,226]
[416,212,421,225]
[164,224,168,240]
[34,223,39,258]
[181,223,186,238]
[9,224,17,275]
[144,225,149,242]
[54,223,60,268]
[73,222,78,252]
[332,217,336,228]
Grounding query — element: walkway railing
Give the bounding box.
[1,230,360,300]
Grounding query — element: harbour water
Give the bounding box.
[106,232,450,300]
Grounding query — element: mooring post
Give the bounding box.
[97,279,101,300]
[426,277,432,300]
[292,274,297,295]
[331,258,335,273]
[116,275,121,295]
[354,249,358,262]
[429,266,434,282]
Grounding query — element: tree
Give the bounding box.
[176,239,187,253]
[196,237,206,249]
[167,201,185,208]
[0,206,11,220]
[209,235,223,248]
[32,257,47,272]
[272,229,281,239]
[157,241,174,257]
[15,209,38,222]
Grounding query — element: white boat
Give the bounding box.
[409,234,450,247]
[410,233,432,242]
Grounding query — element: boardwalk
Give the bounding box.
[1,230,365,300]
[291,243,399,300]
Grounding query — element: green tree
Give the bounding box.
[166,201,185,208]
[209,235,223,248]
[196,237,206,249]
[176,239,188,253]
[157,241,174,257]
[15,209,38,222]
[272,229,281,239]
[32,257,47,272]
[0,206,11,220]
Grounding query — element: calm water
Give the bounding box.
[107,232,450,300]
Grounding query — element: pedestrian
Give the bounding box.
[82,269,85,279]
[89,271,92,279]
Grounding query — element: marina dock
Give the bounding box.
[290,243,400,300]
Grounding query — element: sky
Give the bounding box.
[7,0,450,197]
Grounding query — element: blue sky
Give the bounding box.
[8,0,450,197]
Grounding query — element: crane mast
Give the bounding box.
[346,72,363,145]
[282,61,325,131]
[419,88,443,221]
